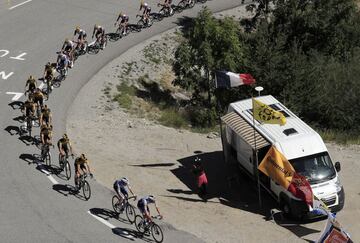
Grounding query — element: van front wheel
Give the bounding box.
[281,201,292,219]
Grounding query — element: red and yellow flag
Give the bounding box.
[258,146,313,205]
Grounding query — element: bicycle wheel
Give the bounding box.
[137,19,145,29]
[45,151,51,166]
[151,224,164,243]
[135,215,146,233]
[177,2,185,12]
[112,195,121,213]
[126,204,136,223]
[83,180,91,200]
[64,161,71,180]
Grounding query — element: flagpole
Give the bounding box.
[254,86,264,209]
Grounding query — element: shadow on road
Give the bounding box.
[8,101,23,110]
[112,227,143,242]
[19,153,38,164]
[4,125,21,136]
[89,207,133,225]
[131,163,175,167]
[19,135,35,146]
[52,184,78,197]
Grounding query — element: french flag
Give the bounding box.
[215,71,256,88]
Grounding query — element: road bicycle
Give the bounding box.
[136,14,153,28]
[112,195,137,223]
[75,173,91,200]
[41,143,53,166]
[135,215,164,243]
[87,36,108,54]
[158,3,174,17]
[149,12,164,22]
[58,152,72,180]
[73,41,88,59]
[175,0,195,12]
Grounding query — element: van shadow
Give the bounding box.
[170,151,277,215]
[171,151,323,240]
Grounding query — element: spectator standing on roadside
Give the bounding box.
[192,157,208,197]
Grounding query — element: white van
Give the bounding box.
[221,95,344,218]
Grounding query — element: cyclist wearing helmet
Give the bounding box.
[73,26,87,51]
[40,123,53,146]
[39,104,52,126]
[113,177,135,210]
[33,88,45,108]
[92,24,106,49]
[137,195,162,223]
[57,134,74,161]
[115,12,129,35]
[57,51,70,72]
[25,75,37,95]
[61,38,75,53]
[43,62,55,90]
[22,97,36,118]
[139,1,151,24]
[74,154,93,187]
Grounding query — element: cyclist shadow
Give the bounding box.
[112,227,145,242]
[8,101,24,110]
[19,153,38,165]
[4,125,21,136]
[13,115,26,123]
[52,184,80,198]
[89,207,133,225]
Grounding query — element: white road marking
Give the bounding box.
[87,211,134,239]
[6,92,23,101]
[0,71,14,80]
[9,0,32,10]
[10,52,27,60]
[0,50,10,57]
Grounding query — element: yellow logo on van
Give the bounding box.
[252,98,286,126]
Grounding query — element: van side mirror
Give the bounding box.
[335,162,341,172]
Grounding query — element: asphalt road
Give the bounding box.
[0,0,243,242]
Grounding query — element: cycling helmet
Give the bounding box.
[63,133,68,139]
[65,38,70,43]
[75,26,80,31]
[122,177,129,183]
[144,2,148,7]
[45,62,51,67]
[195,157,201,162]
[29,75,34,80]
[148,195,155,201]
[94,24,99,29]
[81,153,86,159]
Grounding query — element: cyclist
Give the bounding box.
[139,2,151,24]
[113,177,136,211]
[25,75,37,95]
[137,195,162,224]
[43,62,55,91]
[92,24,106,49]
[57,51,70,73]
[74,154,93,188]
[61,39,75,68]
[161,0,173,15]
[39,104,52,126]
[32,88,45,108]
[40,123,53,146]
[57,134,74,162]
[21,97,36,119]
[115,12,129,35]
[73,26,87,51]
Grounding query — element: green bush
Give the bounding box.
[159,109,187,128]
[113,94,132,110]
[116,83,136,96]
[188,106,218,128]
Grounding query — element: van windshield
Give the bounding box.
[289,152,336,184]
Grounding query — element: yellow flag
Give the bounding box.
[252,98,286,126]
[258,146,294,189]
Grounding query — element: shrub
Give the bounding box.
[159,108,187,128]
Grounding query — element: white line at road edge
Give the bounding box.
[87,211,134,239]
[9,0,32,10]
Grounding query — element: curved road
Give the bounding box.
[0,0,242,242]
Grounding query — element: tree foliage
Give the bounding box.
[173,1,360,132]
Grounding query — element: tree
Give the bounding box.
[173,8,245,107]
